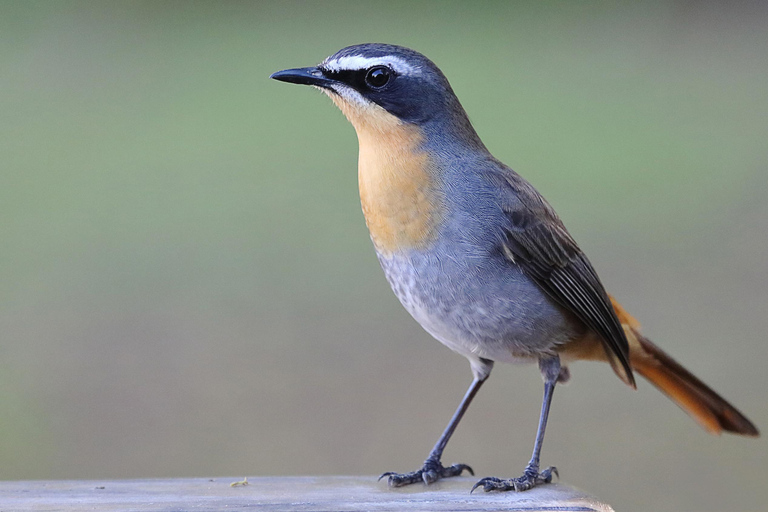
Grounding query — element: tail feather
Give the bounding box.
[630,331,759,436]
[609,296,759,437]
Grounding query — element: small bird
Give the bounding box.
[271,43,758,492]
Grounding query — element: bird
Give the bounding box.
[270,43,759,493]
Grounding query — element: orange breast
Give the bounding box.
[329,95,443,254]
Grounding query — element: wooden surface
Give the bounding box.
[0,476,614,512]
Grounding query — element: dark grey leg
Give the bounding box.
[381,358,493,487]
[472,356,561,493]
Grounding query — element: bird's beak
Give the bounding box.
[270,66,335,89]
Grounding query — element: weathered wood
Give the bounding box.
[0,476,614,511]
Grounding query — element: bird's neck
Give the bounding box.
[330,96,443,255]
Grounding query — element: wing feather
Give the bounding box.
[489,167,635,386]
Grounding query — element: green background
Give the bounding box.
[1,1,766,510]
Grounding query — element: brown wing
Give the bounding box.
[491,168,635,387]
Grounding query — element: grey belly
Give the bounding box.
[378,246,581,364]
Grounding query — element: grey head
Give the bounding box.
[271,43,484,147]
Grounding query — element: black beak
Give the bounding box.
[270,66,335,89]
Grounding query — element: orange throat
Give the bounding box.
[328,93,442,255]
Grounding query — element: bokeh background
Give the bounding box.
[1,1,766,510]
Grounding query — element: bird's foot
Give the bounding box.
[471,465,558,493]
[379,458,473,487]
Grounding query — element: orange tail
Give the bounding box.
[611,298,759,437]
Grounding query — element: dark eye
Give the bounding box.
[365,66,391,88]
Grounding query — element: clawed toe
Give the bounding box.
[471,466,558,493]
[380,460,473,487]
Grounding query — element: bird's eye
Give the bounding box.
[365,66,391,89]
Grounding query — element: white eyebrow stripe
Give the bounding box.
[321,55,417,75]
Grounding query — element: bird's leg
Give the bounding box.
[472,356,561,493]
[381,359,492,487]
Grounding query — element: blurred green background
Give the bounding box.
[1,1,766,510]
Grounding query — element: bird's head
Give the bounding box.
[271,43,482,147]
